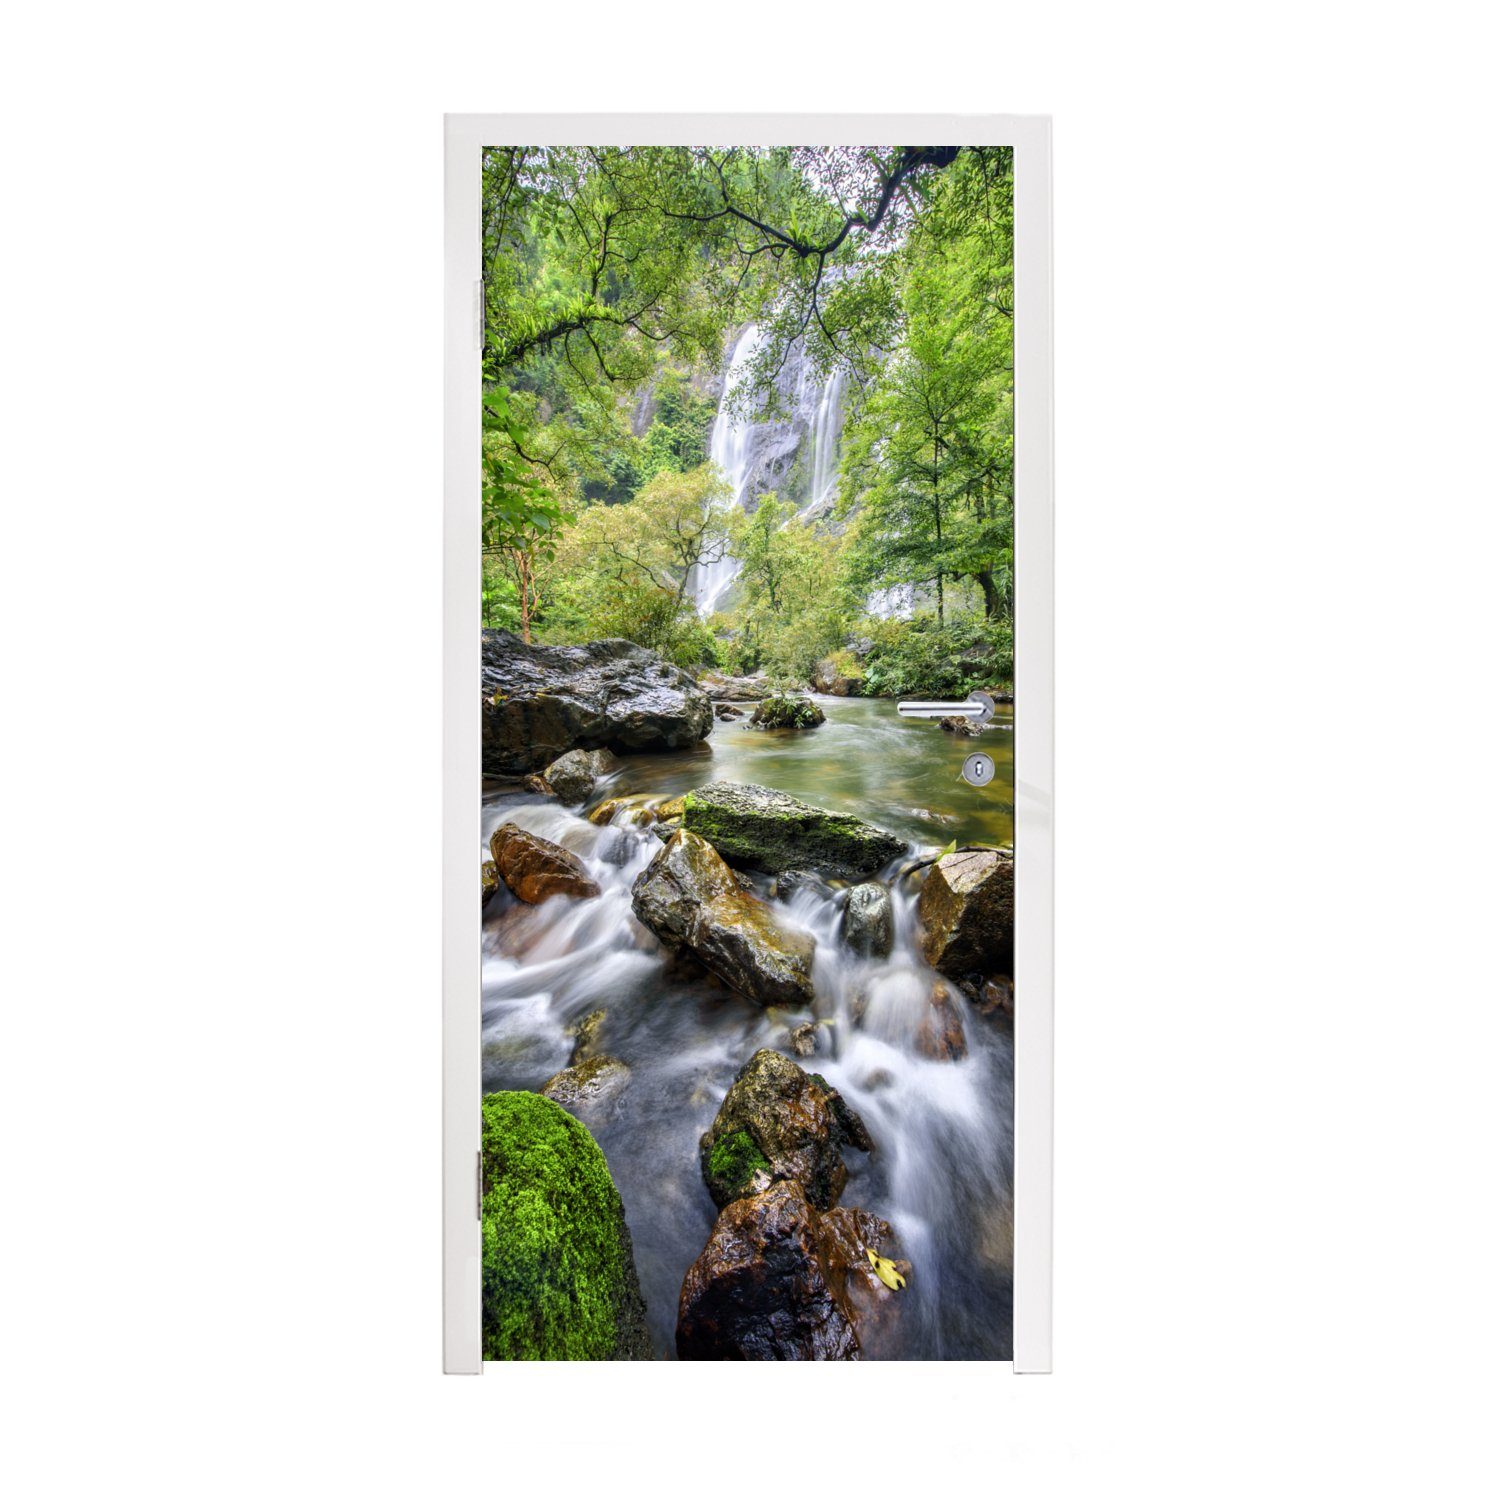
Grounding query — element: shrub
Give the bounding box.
[858,615,1014,699]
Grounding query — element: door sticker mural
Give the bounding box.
[478,145,1015,1359]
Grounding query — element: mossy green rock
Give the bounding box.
[699,1048,872,1210]
[704,1128,772,1203]
[683,782,906,880]
[480,1091,650,1360]
[749,694,826,730]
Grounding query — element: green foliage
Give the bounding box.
[541,464,729,665]
[728,496,854,681]
[480,1091,646,1361]
[839,149,1015,626]
[749,693,826,730]
[639,367,717,479]
[477,145,1015,693]
[857,615,1014,699]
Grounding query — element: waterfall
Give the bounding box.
[800,364,847,522]
[690,325,765,617]
[689,325,853,618]
[867,583,916,620]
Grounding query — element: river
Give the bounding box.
[480,694,1015,1359]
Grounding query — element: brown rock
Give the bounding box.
[699,1048,870,1210]
[811,657,860,695]
[918,846,1014,980]
[588,793,662,828]
[567,1008,607,1062]
[696,670,767,702]
[915,982,968,1062]
[676,1180,908,1361]
[675,1180,861,1360]
[817,1203,912,1360]
[630,831,815,1007]
[975,976,1014,1021]
[489,822,601,903]
[937,714,983,736]
[788,1021,818,1058]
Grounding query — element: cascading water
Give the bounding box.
[689,325,852,616]
[800,363,848,522]
[481,698,1015,1359]
[690,325,765,617]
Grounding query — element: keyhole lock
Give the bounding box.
[961,752,996,788]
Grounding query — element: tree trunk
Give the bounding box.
[933,433,944,629]
[978,569,1000,619]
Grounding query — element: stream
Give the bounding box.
[481,695,1015,1359]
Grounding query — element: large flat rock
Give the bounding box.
[482,630,712,775]
[683,781,906,879]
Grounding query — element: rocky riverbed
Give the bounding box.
[480,646,1016,1360]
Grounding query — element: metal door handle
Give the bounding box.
[896,691,995,724]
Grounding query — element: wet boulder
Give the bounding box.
[482,630,712,775]
[915,982,969,1062]
[972,975,1014,1022]
[841,882,894,958]
[588,793,665,829]
[699,1048,870,1210]
[566,1008,608,1062]
[648,793,688,842]
[675,1180,858,1360]
[630,831,815,1007]
[816,1201,913,1361]
[917,846,1014,980]
[481,859,500,907]
[683,782,906,880]
[676,1180,906,1361]
[541,747,620,805]
[696,669,767,702]
[540,1055,630,1115]
[480,1091,651,1360]
[490,822,601,903]
[749,693,826,730]
[937,714,983,737]
[714,702,743,720]
[773,868,838,903]
[788,1021,819,1058]
[811,656,861,695]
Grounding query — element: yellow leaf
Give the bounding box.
[866,1248,906,1291]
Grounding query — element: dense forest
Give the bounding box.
[480,144,1014,699]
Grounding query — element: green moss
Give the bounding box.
[706,1128,770,1200]
[682,782,907,879]
[480,1091,650,1360]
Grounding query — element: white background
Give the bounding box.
[4,3,1497,1494]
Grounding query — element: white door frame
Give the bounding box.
[442,114,1053,1373]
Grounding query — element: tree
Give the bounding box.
[839,149,1015,625]
[481,388,569,643]
[729,496,852,679]
[541,465,730,662]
